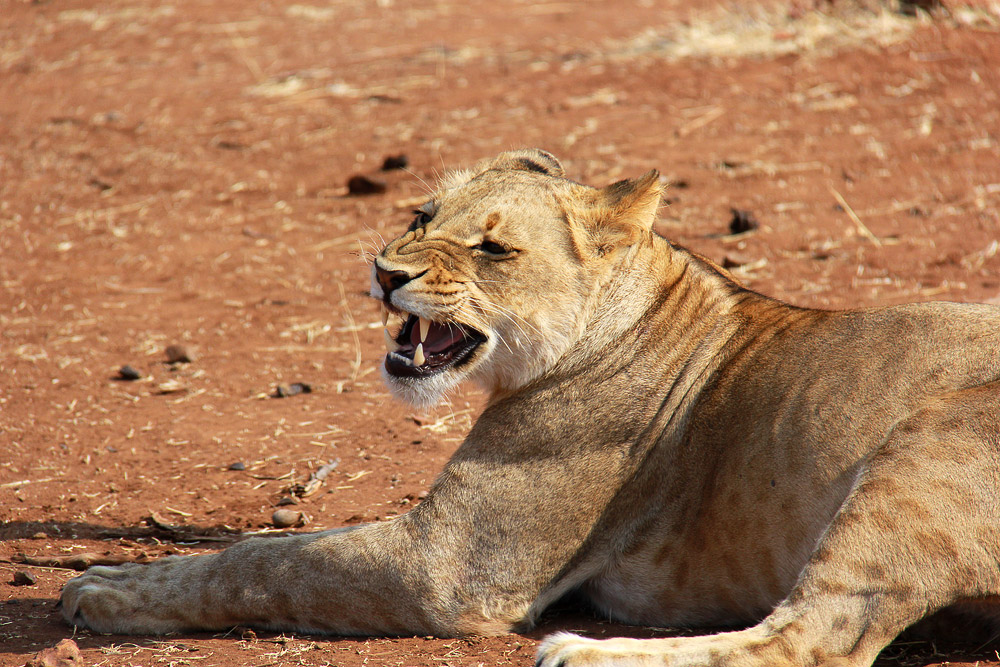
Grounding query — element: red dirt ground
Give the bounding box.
[3,1,1000,665]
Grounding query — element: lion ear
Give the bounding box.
[480,149,565,177]
[584,170,662,254]
[596,170,661,230]
[439,149,564,192]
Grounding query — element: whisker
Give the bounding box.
[470,298,543,338]
[466,298,539,344]
[357,240,381,264]
[355,240,375,266]
[470,279,518,286]
[493,331,513,355]
[471,304,533,338]
[457,302,514,354]
[402,168,434,197]
[358,225,389,255]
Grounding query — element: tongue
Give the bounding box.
[410,321,466,354]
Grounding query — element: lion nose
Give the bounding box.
[375,263,413,296]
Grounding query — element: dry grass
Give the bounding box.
[616,2,929,61]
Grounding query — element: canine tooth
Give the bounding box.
[383,329,399,353]
[413,343,425,366]
[419,317,430,343]
[381,305,389,327]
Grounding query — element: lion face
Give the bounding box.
[370,150,661,407]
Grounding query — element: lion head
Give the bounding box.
[370,149,661,407]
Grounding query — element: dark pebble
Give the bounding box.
[273,382,312,398]
[729,208,760,235]
[117,365,141,381]
[276,496,298,506]
[12,571,37,586]
[227,461,246,471]
[722,254,750,269]
[346,175,387,195]
[380,154,409,171]
[164,344,194,364]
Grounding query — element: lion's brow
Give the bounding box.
[484,211,501,232]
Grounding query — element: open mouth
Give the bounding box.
[380,306,486,378]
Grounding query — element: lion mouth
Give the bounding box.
[380,306,486,378]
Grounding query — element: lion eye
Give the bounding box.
[408,209,432,232]
[477,240,509,255]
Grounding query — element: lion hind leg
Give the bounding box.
[535,628,797,667]
[769,385,1000,666]
[536,383,1000,667]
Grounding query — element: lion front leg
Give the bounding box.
[60,520,512,637]
[538,385,1000,667]
[61,444,619,638]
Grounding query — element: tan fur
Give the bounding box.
[61,151,1000,667]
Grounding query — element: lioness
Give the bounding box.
[62,150,1000,667]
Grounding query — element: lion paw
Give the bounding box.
[60,560,189,634]
[535,632,658,667]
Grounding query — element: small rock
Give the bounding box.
[898,0,944,16]
[276,496,298,506]
[273,382,312,398]
[88,177,113,192]
[164,344,194,364]
[346,175,387,195]
[722,253,751,269]
[728,208,760,235]
[117,365,142,381]
[271,509,303,528]
[227,461,246,471]
[12,570,36,586]
[380,154,409,171]
[24,638,81,667]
